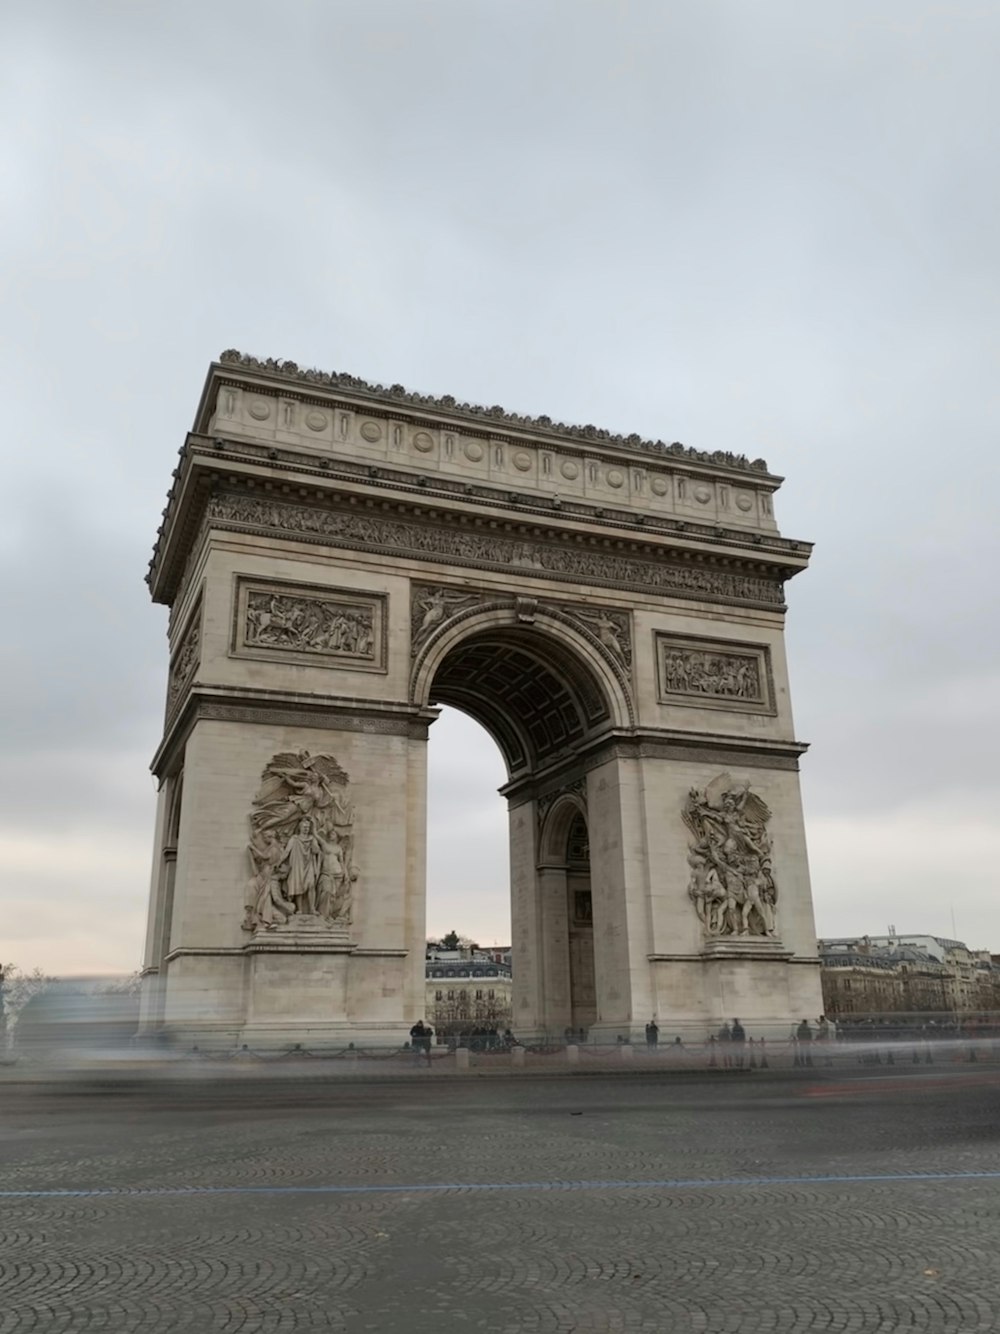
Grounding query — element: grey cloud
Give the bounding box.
[0,487,165,754]
[2,0,998,966]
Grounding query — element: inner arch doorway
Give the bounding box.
[536,799,596,1037]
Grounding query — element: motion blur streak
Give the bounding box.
[7,1168,1000,1199]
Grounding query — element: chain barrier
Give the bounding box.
[171,1033,995,1070]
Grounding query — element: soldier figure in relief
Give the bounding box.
[683,775,777,939]
[277,818,323,916]
[243,751,360,932]
[315,831,352,921]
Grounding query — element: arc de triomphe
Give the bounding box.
[139,352,822,1047]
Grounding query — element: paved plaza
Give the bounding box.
[2,1064,1000,1331]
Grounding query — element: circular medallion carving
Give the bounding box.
[694,485,713,504]
[736,493,754,512]
[606,469,625,488]
[513,451,533,472]
[360,421,382,442]
[305,410,328,432]
[464,442,484,462]
[413,431,434,453]
[248,399,271,421]
[650,477,669,496]
[560,460,580,480]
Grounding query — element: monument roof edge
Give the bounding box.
[200,351,783,483]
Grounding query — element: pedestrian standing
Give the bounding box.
[796,1018,813,1068]
[718,1021,733,1069]
[816,1015,833,1066]
[409,1019,425,1065]
[645,1020,659,1050]
[731,1018,746,1069]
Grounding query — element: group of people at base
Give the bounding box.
[456,1026,517,1052]
[408,1020,519,1060]
[712,1015,836,1068]
[636,1016,838,1065]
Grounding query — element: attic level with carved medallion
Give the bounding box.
[152,352,814,558]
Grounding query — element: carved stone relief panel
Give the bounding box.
[558,603,632,670]
[410,582,492,656]
[207,492,786,610]
[166,596,202,716]
[243,750,359,934]
[232,577,387,673]
[683,773,778,940]
[655,634,774,715]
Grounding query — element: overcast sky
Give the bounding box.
[2,1,997,974]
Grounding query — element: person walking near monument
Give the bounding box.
[718,1021,733,1069]
[645,1020,659,1050]
[731,1018,746,1069]
[796,1018,814,1068]
[409,1019,426,1065]
[816,1014,834,1065]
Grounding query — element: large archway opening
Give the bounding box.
[426,706,509,949]
[421,618,621,1038]
[419,620,620,777]
[426,706,511,1040]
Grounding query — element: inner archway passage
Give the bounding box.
[423,621,617,1037]
[426,625,614,777]
[426,706,510,950]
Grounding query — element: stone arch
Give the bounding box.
[411,605,632,777]
[537,790,587,867]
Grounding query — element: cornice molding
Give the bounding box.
[151,685,431,777]
[157,486,791,617]
[163,945,409,962]
[501,727,808,801]
[148,434,811,600]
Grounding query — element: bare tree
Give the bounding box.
[97,971,143,996]
[1,964,55,1049]
[433,930,480,954]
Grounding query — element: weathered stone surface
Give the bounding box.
[140,357,822,1047]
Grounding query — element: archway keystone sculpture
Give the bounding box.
[139,353,822,1047]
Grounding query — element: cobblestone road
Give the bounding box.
[2,1066,999,1331]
